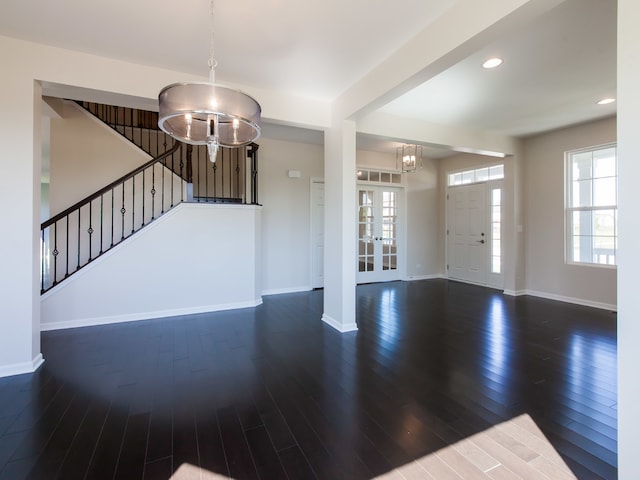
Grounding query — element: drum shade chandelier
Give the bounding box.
[396,144,423,173]
[158,0,261,162]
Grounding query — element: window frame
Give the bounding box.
[564,143,617,268]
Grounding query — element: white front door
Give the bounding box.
[357,186,403,284]
[447,183,487,284]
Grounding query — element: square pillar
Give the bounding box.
[322,120,358,332]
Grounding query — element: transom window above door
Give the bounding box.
[448,165,504,186]
[357,169,402,185]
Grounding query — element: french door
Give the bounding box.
[357,186,403,283]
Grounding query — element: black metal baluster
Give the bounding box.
[129,107,133,148]
[88,201,93,261]
[52,223,58,287]
[129,175,136,235]
[235,150,240,201]
[214,154,218,201]
[221,148,225,200]
[132,176,136,235]
[142,167,146,227]
[179,149,184,203]
[170,144,174,208]
[99,194,104,255]
[41,229,45,293]
[151,164,156,220]
[121,181,126,241]
[111,187,115,247]
[251,144,259,205]
[162,139,167,211]
[65,216,70,278]
[196,146,201,202]
[76,208,81,272]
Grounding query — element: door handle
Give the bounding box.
[477,239,485,244]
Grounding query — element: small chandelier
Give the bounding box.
[396,144,423,173]
[158,0,261,162]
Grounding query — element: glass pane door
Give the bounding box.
[358,189,375,273]
[382,191,398,271]
[357,186,403,283]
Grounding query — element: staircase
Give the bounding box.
[40,101,260,294]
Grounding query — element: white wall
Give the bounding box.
[404,159,441,279]
[50,101,151,216]
[356,149,396,171]
[617,0,640,476]
[524,117,617,309]
[258,137,324,294]
[41,204,262,329]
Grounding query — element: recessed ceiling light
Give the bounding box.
[597,98,616,105]
[482,58,503,69]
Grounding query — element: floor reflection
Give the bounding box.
[485,295,510,371]
[374,414,577,479]
[565,331,617,415]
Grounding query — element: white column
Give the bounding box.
[0,74,43,377]
[502,144,526,296]
[322,119,357,332]
[618,0,640,476]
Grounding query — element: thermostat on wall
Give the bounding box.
[287,170,301,178]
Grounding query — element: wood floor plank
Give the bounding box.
[113,412,150,480]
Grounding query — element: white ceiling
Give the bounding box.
[379,0,617,138]
[0,0,616,157]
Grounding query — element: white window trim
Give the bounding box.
[564,143,617,268]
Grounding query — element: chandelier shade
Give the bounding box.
[396,144,423,173]
[157,0,261,162]
[158,82,261,148]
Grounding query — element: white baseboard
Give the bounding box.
[503,289,527,296]
[321,314,358,333]
[403,274,445,281]
[0,353,44,378]
[41,298,264,331]
[262,286,312,296]
[525,290,617,311]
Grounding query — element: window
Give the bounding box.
[357,169,402,185]
[566,144,617,266]
[491,188,501,274]
[448,164,504,186]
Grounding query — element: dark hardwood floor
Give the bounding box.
[0,279,617,479]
